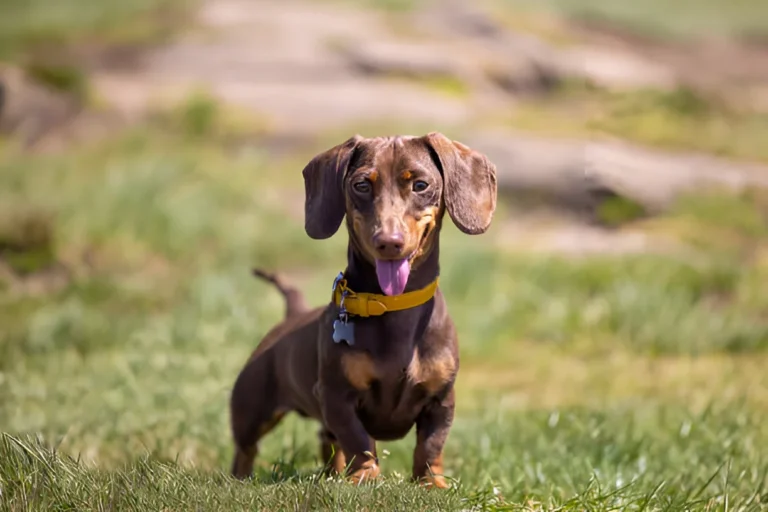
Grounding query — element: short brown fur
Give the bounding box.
[229,133,497,485]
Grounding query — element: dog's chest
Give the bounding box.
[347,345,454,440]
[343,344,455,401]
[402,345,456,395]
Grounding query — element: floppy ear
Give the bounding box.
[424,132,497,234]
[302,135,363,239]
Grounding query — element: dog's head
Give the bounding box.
[302,133,497,295]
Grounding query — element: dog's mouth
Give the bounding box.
[374,224,433,296]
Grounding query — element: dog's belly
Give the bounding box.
[358,409,417,441]
[356,380,430,441]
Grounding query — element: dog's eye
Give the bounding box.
[412,180,429,192]
[353,181,371,194]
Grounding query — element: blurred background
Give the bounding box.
[1,0,768,508]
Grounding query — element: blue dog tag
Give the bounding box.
[332,318,355,345]
[332,279,355,345]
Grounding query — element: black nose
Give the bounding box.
[373,231,404,259]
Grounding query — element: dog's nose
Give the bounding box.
[373,231,404,259]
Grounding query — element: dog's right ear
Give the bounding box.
[302,135,363,239]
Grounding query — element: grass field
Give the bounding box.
[3,0,766,64]
[329,0,768,40]
[498,0,768,40]
[509,83,768,163]
[0,0,195,62]
[2,0,768,510]
[1,109,768,510]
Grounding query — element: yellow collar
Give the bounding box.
[331,274,439,317]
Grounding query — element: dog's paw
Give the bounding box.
[348,461,381,485]
[417,475,451,490]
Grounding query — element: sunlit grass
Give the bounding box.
[2,399,767,510]
[1,121,767,510]
[2,0,768,507]
[509,83,768,162]
[0,0,196,62]
[498,0,768,40]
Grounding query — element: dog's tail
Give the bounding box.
[251,268,309,319]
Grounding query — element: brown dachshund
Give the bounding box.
[229,133,497,488]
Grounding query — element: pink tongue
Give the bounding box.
[375,259,411,296]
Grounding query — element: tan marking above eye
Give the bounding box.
[401,170,412,180]
[369,170,379,183]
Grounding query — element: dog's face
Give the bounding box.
[302,133,497,295]
[344,138,443,277]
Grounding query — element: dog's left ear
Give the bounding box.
[424,132,497,234]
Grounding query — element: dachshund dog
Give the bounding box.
[229,133,497,487]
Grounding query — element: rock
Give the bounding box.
[0,66,80,146]
[416,0,681,93]
[465,130,768,214]
[557,46,677,90]
[335,40,464,79]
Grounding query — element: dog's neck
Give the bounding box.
[343,240,440,296]
[341,234,442,360]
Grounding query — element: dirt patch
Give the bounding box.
[6,0,768,258]
[0,66,82,146]
[567,17,768,108]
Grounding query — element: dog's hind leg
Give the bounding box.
[229,356,286,479]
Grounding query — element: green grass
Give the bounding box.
[509,83,768,162]
[349,0,768,45]
[498,0,768,40]
[310,0,424,13]
[0,206,57,275]
[146,89,276,144]
[3,401,768,510]
[390,74,472,99]
[0,0,195,62]
[1,122,767,510]
[317,0,768,40]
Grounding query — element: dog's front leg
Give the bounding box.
[412,384,455,489]
[320,386,379,484]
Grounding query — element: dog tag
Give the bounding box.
[333,286,355,345]
[332,318,355,345]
